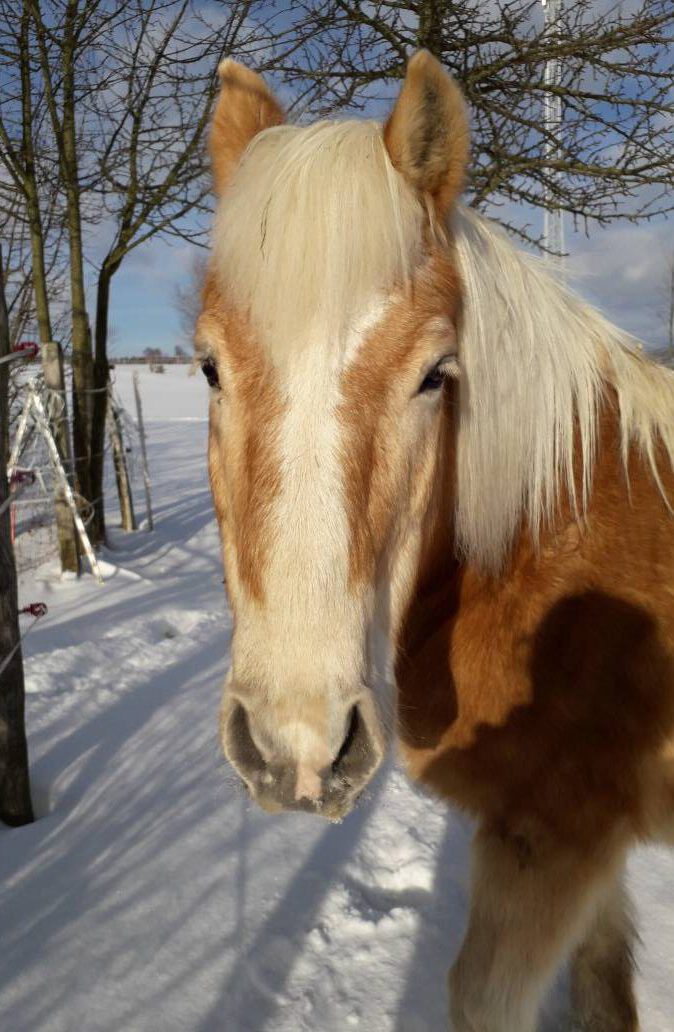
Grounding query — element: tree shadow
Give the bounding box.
[196,770,388,1032]
[0,637,234,1029]
[392,810,473,1032]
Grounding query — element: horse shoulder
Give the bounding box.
[398,432,674,847]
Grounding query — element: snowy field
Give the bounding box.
[2,364,673,1032]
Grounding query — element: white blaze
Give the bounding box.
[230,322,375,777]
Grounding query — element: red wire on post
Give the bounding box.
[0,601,48,680]
[0,341,39,366]
[13,340,39,356]
[9,469,36,487]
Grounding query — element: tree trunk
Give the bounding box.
[62,1,93,506]
[42,342,80,573]
[23,186,52,346]
[19,9,80,574]
[17,9,52,346]
[68,218,93,505]
[89,263,114,546]
[0,253,34,827]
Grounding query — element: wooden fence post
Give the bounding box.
[107,390,136,532]
[132,370,153,531]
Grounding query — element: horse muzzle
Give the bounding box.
[220,694,384,820]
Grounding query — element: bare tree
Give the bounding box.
[82,0,325,540]
[27,0,121,513]
[3,0,332,554]
[0,5,80,571]
[18,0,303,544]
[280,0,674,247]
[174,250,208,343]
[84,0,235,540]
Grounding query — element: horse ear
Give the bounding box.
[384,51,469,217]
[210,60,285,194]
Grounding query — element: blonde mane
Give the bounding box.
[453,208,674,569]
[212,118,674,570]
[213,120,424,362]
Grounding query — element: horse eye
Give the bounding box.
[201,358,219,389]
[418,364,446,394]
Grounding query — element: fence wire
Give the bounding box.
[8,371,141,575]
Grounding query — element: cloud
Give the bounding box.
[567,219,672,348]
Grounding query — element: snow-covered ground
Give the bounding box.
[2,364,673,1032]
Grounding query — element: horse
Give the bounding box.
[196,52,674,1031]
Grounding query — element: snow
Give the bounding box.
[2,364,673,1032]
[112,361,207,422]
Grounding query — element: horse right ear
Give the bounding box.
[384,51,469,218]
[210,60,284,195]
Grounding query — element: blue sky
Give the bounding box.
[103,231,203,359]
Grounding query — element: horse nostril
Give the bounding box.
[225,701,267,782]
[330,704,379,790]
[221,695,384,818]
[332,706,360,773]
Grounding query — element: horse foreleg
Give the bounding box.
[570,870,638,1031]
[448,820,631,1032]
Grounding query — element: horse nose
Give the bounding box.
[222,699,382,819]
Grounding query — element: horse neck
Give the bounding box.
[393,385,602,659]
[394,374,674,685]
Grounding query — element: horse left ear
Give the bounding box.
[384,51,470,217]
[210,60,285,195]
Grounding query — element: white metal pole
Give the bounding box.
[7,393,33,475]
[541,0,565,262]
